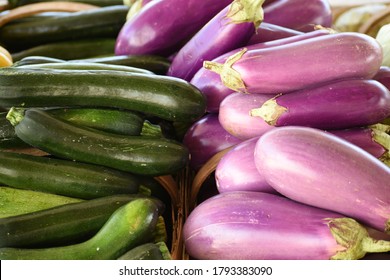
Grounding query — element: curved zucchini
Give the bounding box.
[117,242,172,260]
[16,61,155,75]
[71,54,171,75]
[0,67,206,122]
[0,186,83,218]
[0,150,142,199]
[11,38,116,61]
[7,108,190,176]
[0,5,129,50]
[0,197,162,259]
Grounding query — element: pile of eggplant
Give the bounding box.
[113,0,390,259]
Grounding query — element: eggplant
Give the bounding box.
[254,126,390,233]
[183,113,241,171]
[219,92,274,140]
[191,28,333,112]
[115,0,232,56]
[248,22,303,45]
[184,191,390,260]
[263,0,332,32]
[374,66,390,90]
[215,137,275,194]
[203,32,383,95]
[329,125,390,160]
[250,79,390,130]
[167,0,264,81]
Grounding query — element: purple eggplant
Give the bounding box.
[125,0,155,20]
[191,28,333,112]
[183,113,242,171]
[167,0,265,81]
[329,125,390,160]
[203,32,383,95]
[254,126,390,233]
[248,22,303,45]
[249,79,390,130]
[263,0,332,32]
[115,0,232,56]
[374,66,390,90]
[215,137,276,194]
[219,92,274,140]
[184,191,390,260]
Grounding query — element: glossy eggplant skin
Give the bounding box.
[183,113,241,171]
[248,22,303,45]
[184,191,347,260]
[254,126,390,233]
[191,29,332,112]
[215,137,275,194]
[219,92,274,140]
[263,0,332,32]
[251,79,390,130]
[167,3,256,81]
[374,66,390,90]
[115,0,232,56]
[204,32,383,95]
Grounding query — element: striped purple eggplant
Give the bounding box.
[167,0,265,81]
[215,137,276,194]
[254,126,390,233]
[203,32,383,95]
[248,22,303,45]
[219,92,274,140]
[183,113,241,171]
[191,28,333,112]
[329,125,390,160]
[263,0,332,32]
[115,0,232,56]
[184,191,390,260]
[249,79,390,130]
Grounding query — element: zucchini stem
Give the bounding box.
[6,107,26,127]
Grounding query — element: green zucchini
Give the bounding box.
[0,67,206,122]
[16,61,155,75]
[0,194,163,248]
[117,242,172,260]
[0,198,161,259]
[7,0,124,8]
[0,112,27,148]
[0,186,83,218]
[0,5,129,50]
[71,54,171,75]
[0,150,142,199]
[12,56,66,66]
[7,108,190,176]
[11,38,115,61]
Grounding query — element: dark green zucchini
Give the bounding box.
[0,67,206,122]
[0,5,129,50]
[7,0,124,8]
[7,108,190,176]
[117,242,172,260]
[0,197,163,259]
[0,112,27,148]
[0,150,143,199]
[16,61,155,75]
[11,38,116,61]
[0,186,83,218]
[12,56,66,66]
[71,54,171,75]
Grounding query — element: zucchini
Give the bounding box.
[11,38,115,61]
[71,54,171,75]
[7,108,190,176]
[0,67,206,122]
[0,5,129,50]
[12,56,66,66]
[0,150,142,199]
[0,198,162,259]
[0,194,163,248]
[117,242,172,260]
[16,61,155,75]
[0,112,27,148]
[0,186,83,218]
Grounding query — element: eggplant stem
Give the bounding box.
[361,237,390,253]
[371,127,390,152]
[249,95,286,125]
[226,0,265,29]
[203,48,248,93]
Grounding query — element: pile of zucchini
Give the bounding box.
[0,1,207,260]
